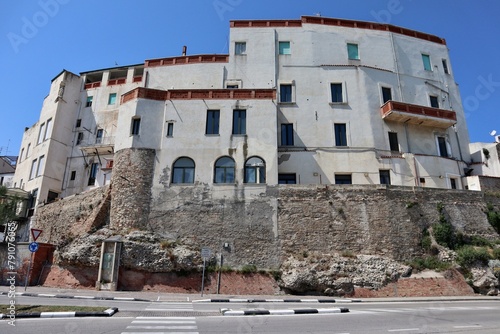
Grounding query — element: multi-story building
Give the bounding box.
[0,156,17,188]
[12,16,473,213]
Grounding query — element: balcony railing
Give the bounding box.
[380,101,456,129]
[84,82,101,90]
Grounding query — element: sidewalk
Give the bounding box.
[3,285,500,303]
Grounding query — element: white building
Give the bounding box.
[12,16,474,211]
[0,156,16,188]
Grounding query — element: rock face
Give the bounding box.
[280,253,412,296]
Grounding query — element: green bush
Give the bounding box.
[493,248,500,260]
[487,210,500,233]
[433,222,455,249]
[407,256,452,272]
[456,246,491,267]
[240,264,258,274]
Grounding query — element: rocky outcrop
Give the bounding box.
[280,253,412,296]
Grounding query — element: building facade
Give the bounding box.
[12,16,473,213]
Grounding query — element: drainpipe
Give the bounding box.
[390,33,403,100]
[453,125,464,161]
[413,155,420,187]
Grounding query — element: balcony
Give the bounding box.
[380,101,456,129]
[79,137,115,156]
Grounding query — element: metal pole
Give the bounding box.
[201,257,206,297]
[24,252,33,291]
[217,254,223,295]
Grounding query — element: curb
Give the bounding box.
[221,307,350,316]
[1,292,150,302]
[195,298,361,303]
[0,307,118,319]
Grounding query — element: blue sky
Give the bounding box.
[1,0,499,156]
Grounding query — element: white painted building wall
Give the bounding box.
[12,16,476,210]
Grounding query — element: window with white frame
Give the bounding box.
[36,155,45,177]
[330,83,346,103]
[422,54,432,71]
[381,87,392,104]
[437,136,451,158]
[37,122,45,144]
[29,159,37,180]
[131,117,141,135]
[235,42,246,55]
[429,95,439,108]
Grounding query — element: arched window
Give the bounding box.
[244,157,266,184]
[214,157,235,183]
[172,157,195,184]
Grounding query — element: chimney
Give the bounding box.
[182,46,187,56]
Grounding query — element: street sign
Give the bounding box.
[31,229,43,241]
[201,247,211,259]
[29,242,39,253]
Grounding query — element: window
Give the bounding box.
[279,41,291,55]
[430,95,439,108]
[437,136,449,157]
[388,132,399,152]
[381,87,392,104]
[450,178,457,189]
[88,163,98,186]
[76,119,81,128]
[280,84,293,103]
[380,170,391,185]
[29,159,37,180]
[131,118,141,135]
[167,123,174,137]
[442,59,449,74]
[278,174,296,184]
[95,129,103,144]
[108,93,117,105]
[70,171,76,181]
[37,122,45,144]
[232,110,246,135]
[422,54,432,71]
[334,123,347,147]
[330,83,344,103]
[335,174,352,184]
[47,191,58,203]
[26,143,30,158]
[347,43,359,60]
[214,156,235,183]
[281,124,294,146]
[76,132,84,145]
[86,96,93,107]
[235,42,246,55]
[172,157,195,184]
[19,148,24,162]
[245,157,266,184]
[206,110,220,135]
[44,118,53,141]
[36,155,45,177]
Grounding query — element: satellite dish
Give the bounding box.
[490,130,497,136]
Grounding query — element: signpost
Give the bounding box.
[25,229,42,291]
[200,248,211,297]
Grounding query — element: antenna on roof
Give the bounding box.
[490,130,497,136]
[315,12,321,17]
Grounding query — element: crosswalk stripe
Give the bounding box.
[127,326,198,330]
[122,316,199,334]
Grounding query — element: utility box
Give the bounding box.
[96,237,122,291]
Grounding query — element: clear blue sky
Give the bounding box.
[1,0,499,156]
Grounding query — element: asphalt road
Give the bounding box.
[2,298,500,333]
